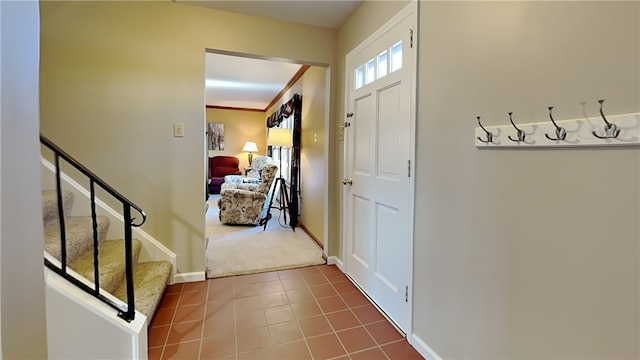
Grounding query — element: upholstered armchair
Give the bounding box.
[218,162,279,228]
[220,156,273,191]
[246,156,272,178]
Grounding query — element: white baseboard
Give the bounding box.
[326,256,344,272]
[411,333,443,360]
[173,271,206,284]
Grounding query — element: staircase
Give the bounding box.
[42,188,172,321]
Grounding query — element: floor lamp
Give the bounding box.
[267,128,292,226]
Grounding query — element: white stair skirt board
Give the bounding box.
[206,196,324,278]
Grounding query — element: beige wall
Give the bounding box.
[337,0,639,358]
[39,1,338,274]
[264,66,327,244]
[37,0,640,357]
[206,108,267,169]
[415,1,639,359]
[299,67,327,244]
[1,1,48,357]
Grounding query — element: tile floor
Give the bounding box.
[148,264,423,359]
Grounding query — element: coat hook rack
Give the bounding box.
[476,116,494,143]
[544,106,567,141]
[475,103,639,148]
[592,99,620,139]
[507,112,526,142]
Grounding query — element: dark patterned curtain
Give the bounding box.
[266,97,295,128]
[266,94,302,230]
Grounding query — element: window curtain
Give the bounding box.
[266,94,302,230]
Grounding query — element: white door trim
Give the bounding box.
[341,0,418,340]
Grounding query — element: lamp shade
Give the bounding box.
[242,141,258,152]
[267,128,293,147]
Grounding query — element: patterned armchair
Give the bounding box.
[218,162,279,228]
[246,156,272,178]
[220,155,273,191]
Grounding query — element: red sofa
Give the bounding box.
[209,156,241,194]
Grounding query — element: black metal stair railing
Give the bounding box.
[40,135,146,322]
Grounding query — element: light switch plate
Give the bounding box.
[174,122,184,137]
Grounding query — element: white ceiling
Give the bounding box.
[177,0,363,29]
[205,52,303,110]
[179,0,364,110]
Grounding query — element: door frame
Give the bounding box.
[341,0,418,340]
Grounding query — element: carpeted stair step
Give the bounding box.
[42,189,74,223]
[44,216,110,265]
[113,261,173,320]
[70,239,142,294]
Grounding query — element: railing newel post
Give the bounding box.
[123,205,136,322]
[90,180,100,293]
[54,154,68,274]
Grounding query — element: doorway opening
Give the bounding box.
[203,49,330,278]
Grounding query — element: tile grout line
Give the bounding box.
[327,269,393,359]
[278,270,316,360]
[161,284,184,360]
[233,278,239,360]
[257,276,269,358]
[338,292,390,359]
[196,280,211,360]
[314,268,352,359]
[169,288,186,356]
[333,272,404,359]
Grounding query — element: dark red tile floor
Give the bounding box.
[148,264,423,360]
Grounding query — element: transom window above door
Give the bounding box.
[354,40,402,90]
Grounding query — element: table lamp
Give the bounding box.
[242,141,259,165]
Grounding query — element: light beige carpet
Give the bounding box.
[206,196,325,278]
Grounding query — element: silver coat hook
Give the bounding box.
[544,106,567,141]
[476,116,494,143]
[592,99,620,139]
[507,112,526,142]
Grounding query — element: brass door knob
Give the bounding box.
[342,178,353,185]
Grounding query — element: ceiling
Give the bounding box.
[178,0,364,110]
[205,52,303,110]
[176,0,363,29]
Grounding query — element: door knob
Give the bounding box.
[342,178,353,185]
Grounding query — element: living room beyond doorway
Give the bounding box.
[203,49,330,273]
[205,195,325,278]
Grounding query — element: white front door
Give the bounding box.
[343,4,416,333]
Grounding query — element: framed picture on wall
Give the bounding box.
[207,122,224,151]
